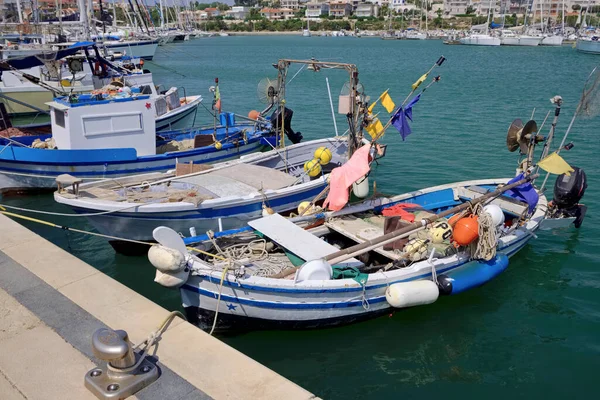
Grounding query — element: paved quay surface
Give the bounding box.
[0,214,318,400]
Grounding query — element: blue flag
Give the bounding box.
[505,173,539,213]
[391,94,421,141]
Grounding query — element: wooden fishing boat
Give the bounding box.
[149,176,549,331]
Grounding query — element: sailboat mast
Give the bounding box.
[562,0,565,34]
[485,0,492,35]
[16,0,23,23]
[159,0,165,28]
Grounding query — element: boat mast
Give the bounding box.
[561,0,565,34]
[159,0,165,29]
[485,0,493,35]
[16,0,23,24]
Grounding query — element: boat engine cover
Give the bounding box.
[553,166,587,208]
[270,107,303,144]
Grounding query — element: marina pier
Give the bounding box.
[0,213,317,400]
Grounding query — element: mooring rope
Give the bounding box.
[0,202,145,217]
[471,204,497,261]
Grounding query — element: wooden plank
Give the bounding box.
[456,186,527,216]
[249,214,363,267]
[325,217,401,261]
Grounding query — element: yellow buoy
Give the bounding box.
[214,141,222,150]
[298,201,312,215]
[304,159,322,177]
[314,147,333,165]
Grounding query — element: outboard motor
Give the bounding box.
[270,107,303,144]
[549,166,587,228]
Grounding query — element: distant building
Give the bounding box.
[260,7,296,20]
[355,3,379,17]
[306,2,330,18]
[226,6,251,20]
[329,1,352,17]
[281,0,301,10]
[204,7,221,17]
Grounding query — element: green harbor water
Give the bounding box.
[3,37,600,399]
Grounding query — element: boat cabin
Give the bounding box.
[47,93,156,156]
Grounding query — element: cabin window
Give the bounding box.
[54,109,65,128]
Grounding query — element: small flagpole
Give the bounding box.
[400,56,445,107]
[213,77,218,139]
[326,78,339,137]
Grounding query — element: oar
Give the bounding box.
[325,174,539,266]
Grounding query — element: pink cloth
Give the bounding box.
[323,145,371,211]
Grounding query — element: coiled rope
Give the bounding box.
[471,203,497,261]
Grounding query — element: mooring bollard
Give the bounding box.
[84,328,159,399]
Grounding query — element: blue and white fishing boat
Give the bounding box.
[148,177,549,331]
[148,104,588,332]
[53,58,386,248]
[0,92,270,194]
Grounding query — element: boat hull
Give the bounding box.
[155,96,201,131]
[102,40,159,60]
[541,36,563,46]
[0,126,266,194]
[180,179,546,331]
[576,39,600,54]
[501,36,541,46]
[460,36,501,46]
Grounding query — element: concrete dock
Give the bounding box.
[0,214,318,400]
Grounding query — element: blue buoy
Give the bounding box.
[436,254,509,295]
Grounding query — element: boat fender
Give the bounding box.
[385,280,439,308]
[295,259,332,283]
[483,204,505,226]
[148,244,187,273]
[436,254,509,295]
[154,269,190,288]
[352,175,369,198]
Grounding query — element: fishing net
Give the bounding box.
[578,65,600,118]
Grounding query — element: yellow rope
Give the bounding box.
[208,266,229,336]
[0,210,225,260]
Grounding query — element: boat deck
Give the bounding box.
[78,163,299,205]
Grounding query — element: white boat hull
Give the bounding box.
[460,35,501,46]
[501,36,541,46]
[102,40,159,60]
[540,36,563,46]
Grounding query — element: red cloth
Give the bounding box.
[323,145,371,211]
[381,203,423,223]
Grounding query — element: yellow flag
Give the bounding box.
[537,152,574,176]
[366,119,384,139]
[368,100,378,114]
[412,73,428,90]
[381,92,395,113]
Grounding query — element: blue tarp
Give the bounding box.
[490,22,503,29]
[0,42,95,71]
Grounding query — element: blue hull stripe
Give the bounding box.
[183,240,530,310]
[74,183,328,219]
[0,140,262,176]
[184,234,532,295]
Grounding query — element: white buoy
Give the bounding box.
[483,204,505,226]
[154,269,189,288]
[385,280,439,308]
[352,176,369,198]
[148,244,186,273]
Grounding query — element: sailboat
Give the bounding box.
[460,0,501,46]
[303,17,311,37]
[538,0,564,46]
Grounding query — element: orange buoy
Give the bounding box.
[452,215,479,246]
[248,110,260,120]
[448,213,464,227]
